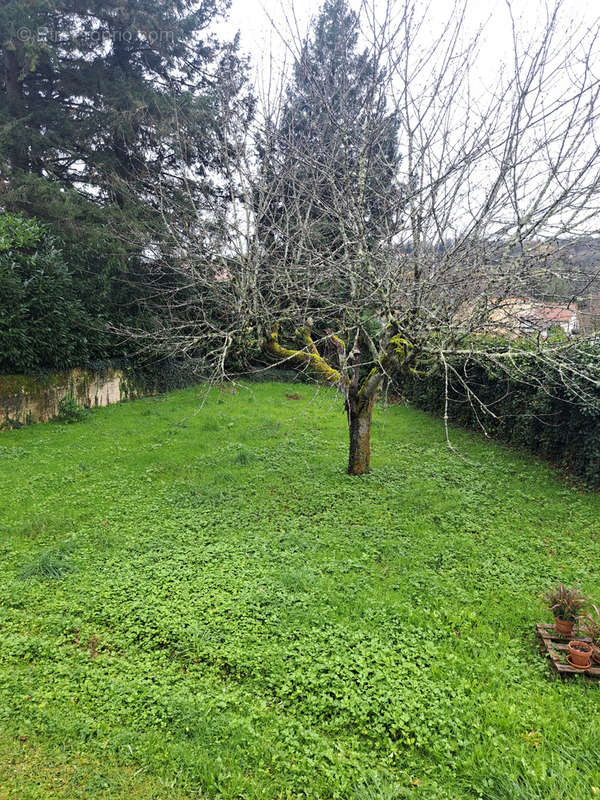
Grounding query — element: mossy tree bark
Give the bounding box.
[346,391,375,475]
[265,326,389,476]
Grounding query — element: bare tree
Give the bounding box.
[125,0,600,475]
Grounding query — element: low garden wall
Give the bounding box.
[0,368,142,428]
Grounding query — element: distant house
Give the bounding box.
[463,298,580,339]
[528,303,579,337]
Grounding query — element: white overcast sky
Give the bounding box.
[221,0,600,89]
[216,0,600,238]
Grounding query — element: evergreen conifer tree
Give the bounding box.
[258,0,401,274]
[0,0,249,241]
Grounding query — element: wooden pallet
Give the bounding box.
[536,623,600,679]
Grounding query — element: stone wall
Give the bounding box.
[0,368,142,428]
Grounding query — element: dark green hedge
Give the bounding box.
[397,351,600,488]
[0,212,153,373]
[0,213,92,372]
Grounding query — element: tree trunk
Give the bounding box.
[347,394,374,475]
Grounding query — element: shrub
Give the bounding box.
[543,583,587,622]
[55,395,89,424]
[0,213,89,372]
[397,343,600,487]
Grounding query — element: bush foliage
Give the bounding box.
[55,395,89,424]
[0,211,155,374]
[0,213,91,372]
[398,344,600,487]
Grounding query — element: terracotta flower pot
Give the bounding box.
[593,645,600,665]
[568,640,592,668]
[554,617,574,637]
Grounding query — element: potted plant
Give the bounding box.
[543,583,586,637]
[567,639,593,669]
[581,604,600,665]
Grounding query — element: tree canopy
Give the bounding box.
[258,0,401,287]
[0,0,249,245]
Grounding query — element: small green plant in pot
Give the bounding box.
[544,583,586,637]
[582,605,600,665]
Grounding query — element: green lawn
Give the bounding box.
[1,382,599,800]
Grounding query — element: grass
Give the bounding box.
[0,381,599,799]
